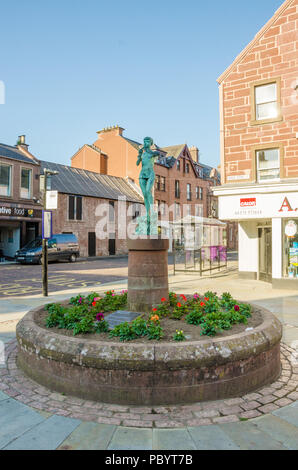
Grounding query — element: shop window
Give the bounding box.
[250,78,281,125]
[68,195,83,220]
[283,220,298,278]
[256,148,280,182]
[8,230,13,243]
[0,164,11,197]
[21,168,32,199]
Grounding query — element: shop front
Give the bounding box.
[214,182,298,288]
[0,204,42,261]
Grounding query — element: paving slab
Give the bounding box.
[3,415,81,450]
[218,421,287,450]
[252,414,298,450]
[0,391,8,402]
[58,422,116,450]
[152,429,196,450]
[107,427,153,450]
[273,402,298,427]
[0,398,46,449]
[188,425,240,450]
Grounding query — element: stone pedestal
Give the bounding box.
[127,238,169,312]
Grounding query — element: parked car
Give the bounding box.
[15,233,80,264]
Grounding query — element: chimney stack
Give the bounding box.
[189,146,199,163]
[17,135,29,149]
[97,125,124,137]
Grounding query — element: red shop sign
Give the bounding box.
[240,198,256,207]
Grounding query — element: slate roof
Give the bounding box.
[40,161,144,203]
[0,143,39,165]
[161,144,185,160]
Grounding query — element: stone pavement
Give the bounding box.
[1,263,298,449]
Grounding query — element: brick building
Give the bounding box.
[70,127,239,248]
[0,137,42,260]
[40,161,143,257]
[213,0,298,285]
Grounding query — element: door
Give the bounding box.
[259,227,272,282]
[108,237,116,256]
[88,232,96,257]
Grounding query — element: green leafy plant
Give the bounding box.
[173,329,186,341]
[146,320,164,340]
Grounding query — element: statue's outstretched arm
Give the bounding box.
[151,151,160,159]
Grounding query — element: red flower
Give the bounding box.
[234,305,240,312]
[180,294,187,301]
[204,297,209,301]
[92,301,97,307]
[200,302,205,307]
[177,302,182,308]
[152,308,158,312]
[161,297,167,302]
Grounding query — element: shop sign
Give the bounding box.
[42,210,52,239]
[240,198,256,207]
[46,190,58,210]
[285,220,297,238]
[0,205,41,218]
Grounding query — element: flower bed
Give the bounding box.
[43,290,259,343]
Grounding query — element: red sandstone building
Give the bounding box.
[0,137,42,260]
[213,0,298,286]
[70,126,238,249]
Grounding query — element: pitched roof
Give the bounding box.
[40,161,143,203]
[161,144,186,160]
[217,0,294,83]
[0,143,39,165]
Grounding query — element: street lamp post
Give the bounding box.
[42,169,58,297]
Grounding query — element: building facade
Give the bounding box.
[41,161,143,257]
[70,126,238,249]
[0,137,42,260]
[213,0,298,286]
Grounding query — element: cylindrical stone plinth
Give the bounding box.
[127,238,169,312]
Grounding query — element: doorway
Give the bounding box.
[258,226,272,282]
[88,232,96,257]
[108,237,116,256]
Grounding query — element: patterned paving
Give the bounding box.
[1,340,297,429]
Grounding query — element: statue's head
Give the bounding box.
[143,137,153,149]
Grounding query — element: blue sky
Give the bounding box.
[0,0,283,168]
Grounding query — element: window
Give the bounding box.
[200,187,203,200]
[175,180,180,198]
[68,195,83,220]
[175,202,181,219]
[187,184,192,201]
[195,205,203,217]
[185,163,190,174]
[160,176,166,191]
[0,164,11,197]
[161,200,166,216]
[196,187,199,199]
[132,203,140,221]
[256,148,280,182]
[109,201,115,222]
[21,168,32,199]
[155,175,160,191]
[251,78,281,125]
[177,160,180,171]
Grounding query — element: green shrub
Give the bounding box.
[173,329,186,341]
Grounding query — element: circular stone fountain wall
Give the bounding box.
[16,305,282,406]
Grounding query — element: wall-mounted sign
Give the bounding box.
[46,190,58,210]
[285,220,297,238]
[42,210,52,239]
[240,198,256,208]
[0,205,42,218]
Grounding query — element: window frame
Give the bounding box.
[251,143,284,183]
[0,163,12,198]
[250,77,282,126]
[20,167,32,200]
[68,195,83,221]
